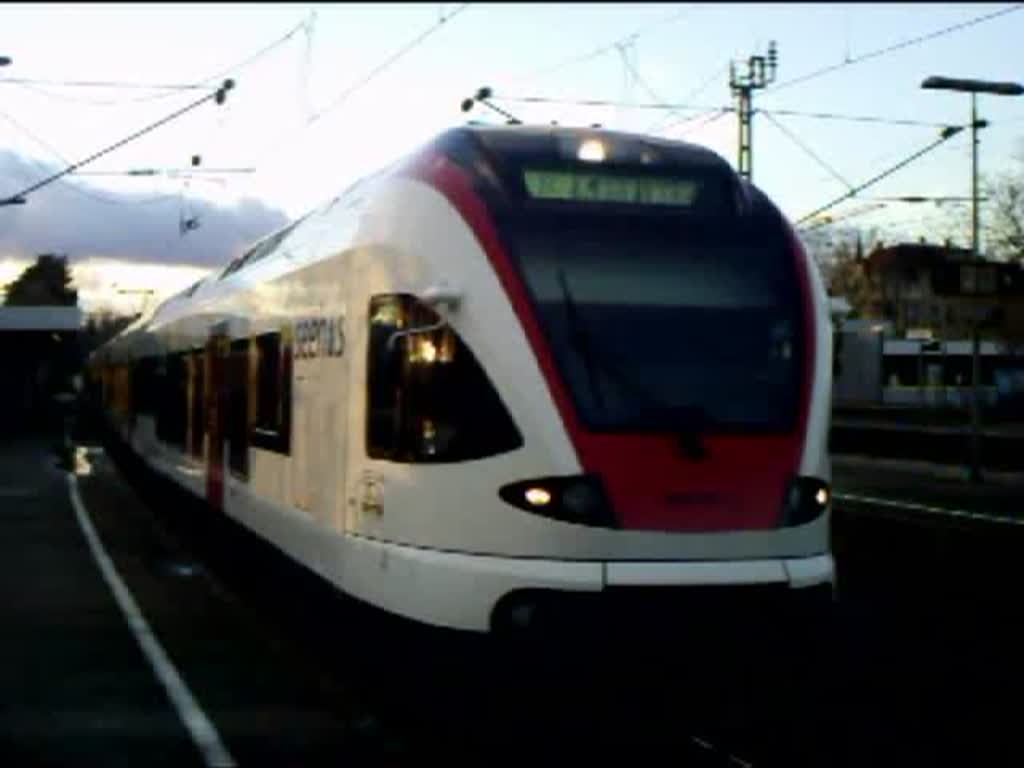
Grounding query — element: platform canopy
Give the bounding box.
[0,306,83,332]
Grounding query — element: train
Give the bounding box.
[87,124,835,634]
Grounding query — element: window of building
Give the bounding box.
[251,331,291,454]
[960,265,977,294]
[978,267,997,294]
[883,355,920,387]
[366,294,523,463]
[905,301,921,327]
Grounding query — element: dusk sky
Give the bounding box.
[1,3,1022,313]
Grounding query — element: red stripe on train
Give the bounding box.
[404,152,813,532]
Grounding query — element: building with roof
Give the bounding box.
[866,242,1024,340]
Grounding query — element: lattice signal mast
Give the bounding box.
[729,42,777,182]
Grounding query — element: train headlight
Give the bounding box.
[524,487,552,506]
[781,477,831,527]
[499,474,617,528]
[577,139,606,163]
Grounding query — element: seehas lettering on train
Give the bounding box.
[294,316,345,359]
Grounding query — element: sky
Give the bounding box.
[1,2,1023,313]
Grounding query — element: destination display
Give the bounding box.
[523,168,700,206]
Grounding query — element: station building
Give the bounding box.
[0,306,83,435]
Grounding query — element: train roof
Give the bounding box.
[94,123,749,359]
[452,123,730,165]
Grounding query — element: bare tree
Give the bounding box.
[985,171,1024,262]
[825,237,881,319]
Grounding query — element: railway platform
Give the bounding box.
[0,437,383,767]
[0,437,206,766]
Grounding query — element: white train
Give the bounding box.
[89,125,835,633]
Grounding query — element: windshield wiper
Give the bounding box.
[634,403,712,461]
[556,268,606,415]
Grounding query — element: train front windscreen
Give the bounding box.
[502,166,804,435]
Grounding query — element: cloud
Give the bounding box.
[0,150,290,269]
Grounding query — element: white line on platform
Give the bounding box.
[67,473,236,768]
[834,491,1024,527]
[689,735,754,767]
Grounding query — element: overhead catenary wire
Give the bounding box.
[754,107,950,128]
[3,80,188,108]
[795,126,967,225]
[0,13,313,108]
[673,107,732,139]
[495,94,723,112]
[760,110,855,191]
[616,45,684,132]
[242,4,473,185]
[493,93,956,129]
[648,61,732,133]
[196,14,314,88]
[72,168,256,177]
[9,154,179,207]
[510,5,698,85]
[0,80,234,205]
[0,109,177,205]
[766,3,1024,95]
[307,3,472,127]
[0,77,207,91]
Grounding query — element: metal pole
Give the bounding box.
[971,92,979,257]
[969,93,982,483]
[918,341,925,407]
[942,335,949,409]
[738,87,752,180]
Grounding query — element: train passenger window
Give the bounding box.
[366,294,523,463]
[156,352,188,451]
[227,339,250,476]
[112,364,133,423]
[189,351,205,459]
[251,331,292,454]
[135,356,158,415]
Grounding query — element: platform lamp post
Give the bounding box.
[920,76,1023,257]
[920,76,1023,484]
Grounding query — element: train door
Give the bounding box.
[345,252,390,535]
[205,326,229,511]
